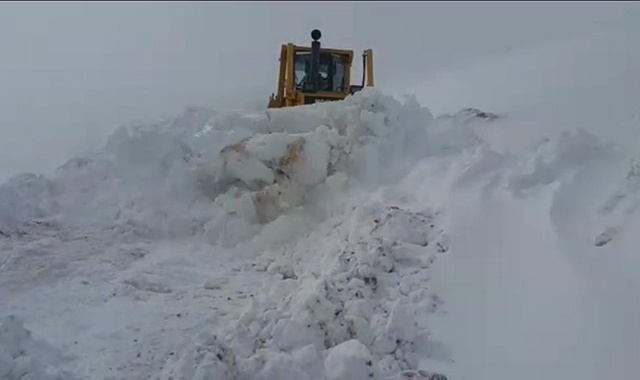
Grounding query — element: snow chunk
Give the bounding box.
[324,339,377,380]
[123,275,173,294]
[372,206,439,247]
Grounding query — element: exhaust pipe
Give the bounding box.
[309,29,321,93]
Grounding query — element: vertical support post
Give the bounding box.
[286,43,295,106]
[277,45,287,106]
[365,49,374,87]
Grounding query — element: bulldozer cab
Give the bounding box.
[268,29,374,108]
[294,51,347,92]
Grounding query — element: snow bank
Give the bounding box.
[0,315,76,380]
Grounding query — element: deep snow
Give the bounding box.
[2,20,640,380]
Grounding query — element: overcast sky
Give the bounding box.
[1,1,639,181]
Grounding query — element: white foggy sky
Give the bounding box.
[1,1,639,180]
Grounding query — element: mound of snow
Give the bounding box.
[161,195,451,379]
[0,89,437,250]
[0,107,218,242]
[194,90,436,247]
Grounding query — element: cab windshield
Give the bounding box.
[294,51,348,92]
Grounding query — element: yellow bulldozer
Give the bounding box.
[267,29,374,108]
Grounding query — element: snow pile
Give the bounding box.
[0,89,433,250]
[52,118,211,241]
[195,90,434,247]
[0,108,218,242]
[0,315,76,380]
[0,89,449,379]
[161,193,451,380]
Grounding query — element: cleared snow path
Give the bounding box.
[0,225,275,379]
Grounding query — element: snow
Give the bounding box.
[2,19,640,380]
[324,339,375,380]
[0,315,76,380]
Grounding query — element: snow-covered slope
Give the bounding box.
[2,20,640,380]
[397,20,640,380]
